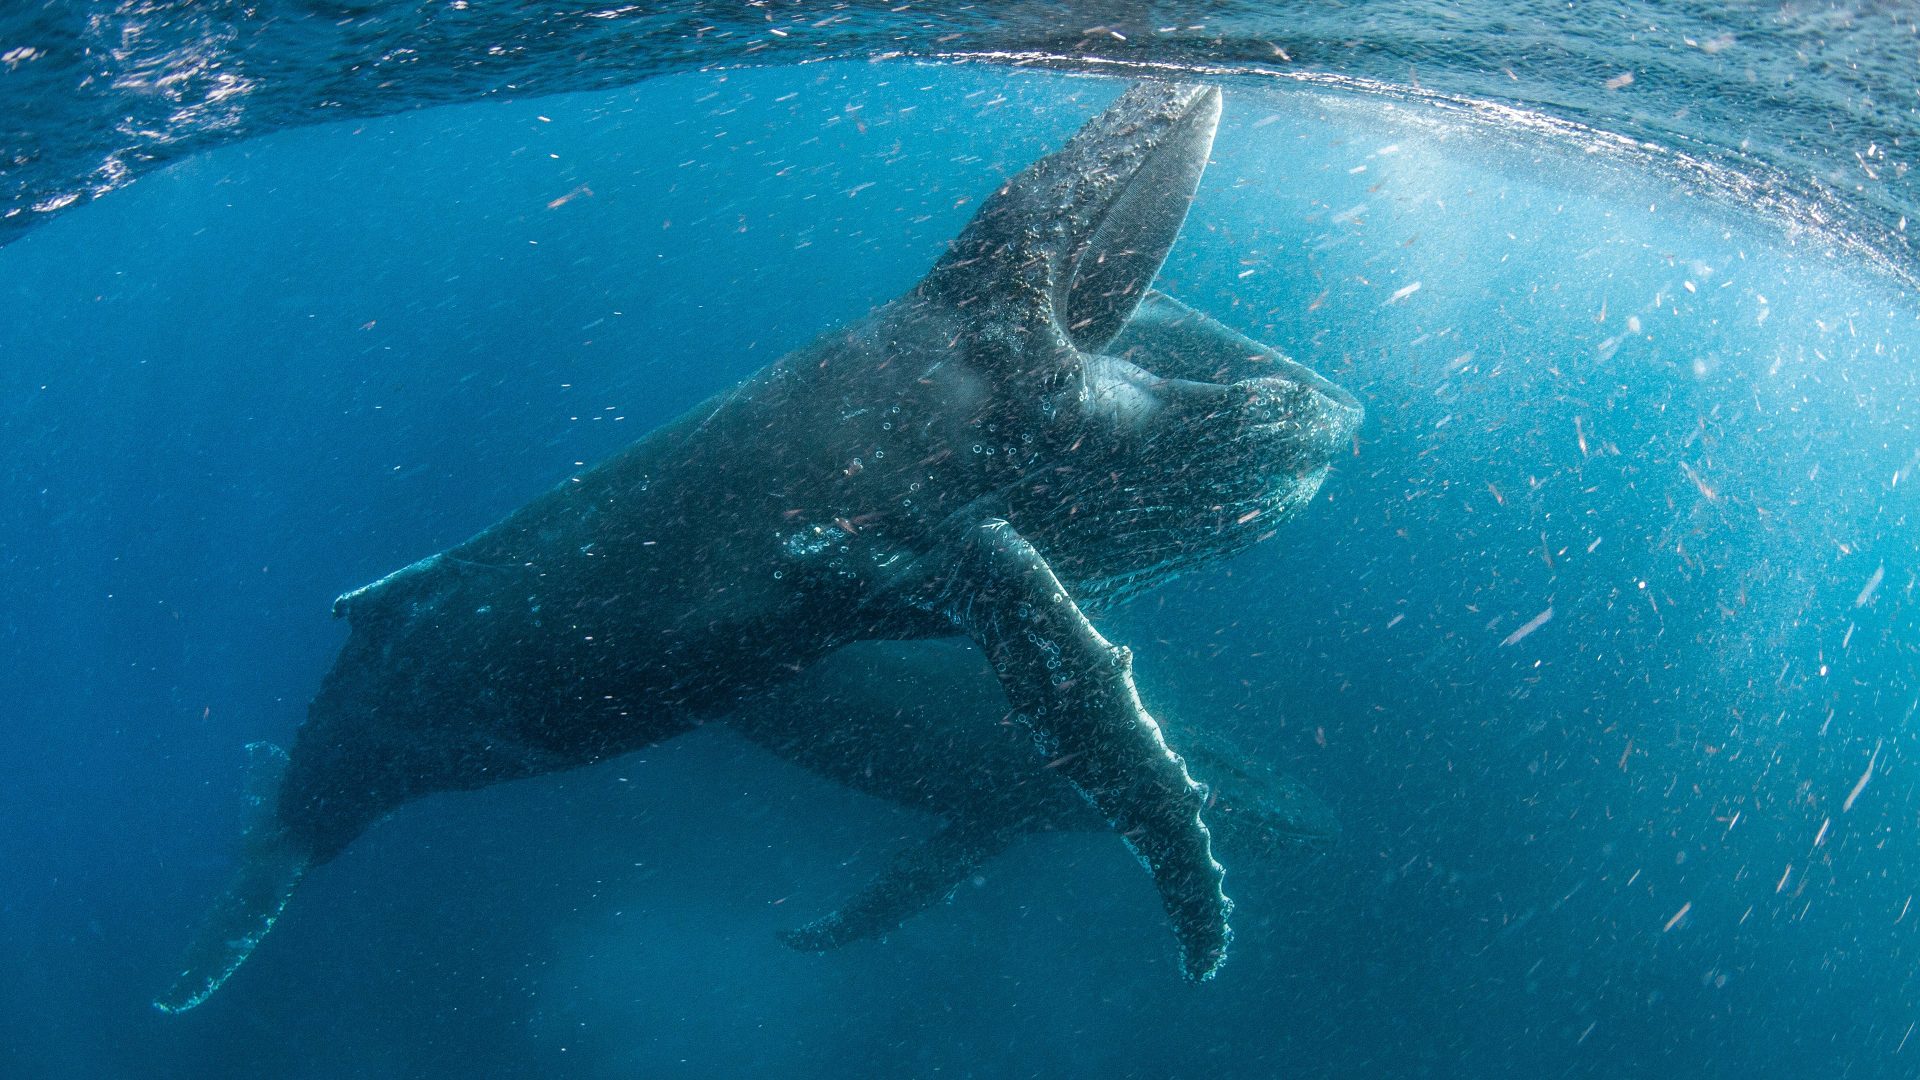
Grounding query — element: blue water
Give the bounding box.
[4,47,1920,1080]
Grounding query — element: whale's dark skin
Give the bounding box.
[155,81,1362,1011]
[724,638,1340,951]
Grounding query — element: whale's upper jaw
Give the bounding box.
[1003,291,1363,612]
[918,82,1223,353]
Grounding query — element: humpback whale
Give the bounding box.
[156,81,1362,1012]
[724,638,1339,951]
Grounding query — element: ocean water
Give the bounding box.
[2,10,1919,1080]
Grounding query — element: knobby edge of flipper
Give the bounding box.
[899,517,1234,982]
[153,742,311,1014]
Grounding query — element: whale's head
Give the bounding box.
[1031,291,1362,607]
[919,81,1361,607]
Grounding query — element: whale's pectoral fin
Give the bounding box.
[909,518,1231,980]
[153,742,311,1014]
[779,817,1017,952]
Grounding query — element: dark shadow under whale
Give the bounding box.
[155,81,1362,1012]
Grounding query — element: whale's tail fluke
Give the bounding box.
[153,742,310,1014]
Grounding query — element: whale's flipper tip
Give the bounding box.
[774,922,842,954]
[153,742,310,1014]
[779,819,1015,953]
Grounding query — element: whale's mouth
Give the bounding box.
[1235,368,1364,467]
[1104,291,1362,454]
[1057,84,1224,354]
[1018,291,1362,609]
[1239,357,1362,420]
